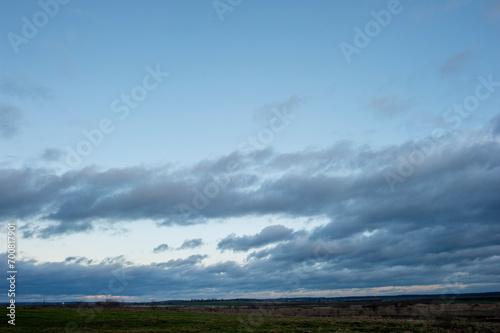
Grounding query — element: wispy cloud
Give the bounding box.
[0,103,23,138]
[411,1,473,22]
[440,50,473,77]
[481,0,500,24]
[489,114,500,137]
[0,74,53,100]
[40,148,65,162]
[252,95,305,125]
[369,94,411,118]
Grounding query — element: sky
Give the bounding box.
[0,0,500,302]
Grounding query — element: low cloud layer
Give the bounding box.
[1,115,500,300]
[4,244,499,302]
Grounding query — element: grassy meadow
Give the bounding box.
[2,303,500,333]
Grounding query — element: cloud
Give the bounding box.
[411,1,473,23]
[218,225,295,252]
[0,74,53,100]
[38,221,93,238]
[443,0,473,12]
[490,114,500,137]
[153,244,169,253]
[368,94,411,118]
[153,254,207,268]
[4,248,499,302]
[41,148,65,161]
[178,238,203,250]
[64,256,94,265]
[440,50,472,77]
[481,0,500,24]
[3,125,500,299]
[0,103,23,138]
[99,255,132,265]
[410,3,441,23]
[252,94,305,125]
[1,115,500,244]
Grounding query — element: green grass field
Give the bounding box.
[2,307,500,332]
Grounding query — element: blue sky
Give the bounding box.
[1,0,500,302]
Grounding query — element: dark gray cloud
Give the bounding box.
[0,103,23,138]
[178,238,203,250]
[3,130,500,298]
[2,115,500,242]
[218,225,295,252]
[153,244,169,253]
[3,247,499,302]
[440,50,472,77]
[2,117,496,301]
